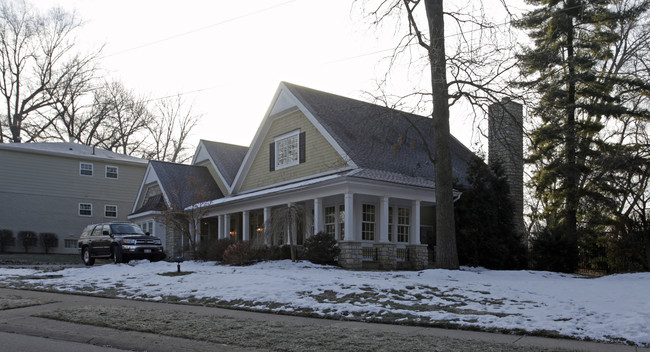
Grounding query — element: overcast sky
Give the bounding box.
[34,0,516,153]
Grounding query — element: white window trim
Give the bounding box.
[105,205,118,218]
[79,203,92,217]
[105,165,119,179]
[361,203,376,241]
[397,207,410,243]
[274,130,300,170]
[80,162,93,176]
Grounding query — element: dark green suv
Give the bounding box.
[78,222,166,266]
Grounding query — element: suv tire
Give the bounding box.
[112,246,123,264]
[82,247,95,266]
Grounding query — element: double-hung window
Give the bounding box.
[79,203,92,216]
[397,207,410,243]
[323,204,345,240]
[106,166,118,179]
[388,206,394,242]
[270,130,305,171]
[80,162,93,176]
[105,205,117,218]
[275,131,300,169]
[324,206,336,239]
[362,204,376,241]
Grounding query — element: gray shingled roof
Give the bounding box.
[200,140,248,186]
[150,161,224,209]
[283,82,475,185]
[131,193,166,214]
[0,142,148,164]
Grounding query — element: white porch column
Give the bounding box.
[194,219,200,244]
[242,211,250,242]
[264,207,271,246]
[313,198,323,235]
[218,215,225,239]
[410,200,421,245]
[379,196,390,243]
[344,193,354,241]
[286,203,293,244]
[224,214,231,238]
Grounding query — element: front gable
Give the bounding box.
[239,109,349,192]
[131,164,166,215]
[232,83,355,194]
[192,142,230,196]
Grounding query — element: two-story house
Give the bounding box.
[0,143,148,254]
[129,82,523,270]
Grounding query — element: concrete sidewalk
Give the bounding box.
[0,287,646,352]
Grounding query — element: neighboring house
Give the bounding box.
[130,82,523,270]
[0,142,148,254]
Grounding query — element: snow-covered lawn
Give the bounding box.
[1,260,648,346]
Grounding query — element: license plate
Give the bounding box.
[144,249,152,253]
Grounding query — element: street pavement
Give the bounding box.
[0,287,647,352]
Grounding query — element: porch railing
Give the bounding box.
[396,247,409,262]
[362,246,377,262]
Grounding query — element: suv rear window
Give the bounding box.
[91,226,103,237]
[80,225,95,238]
[110,224,145,235]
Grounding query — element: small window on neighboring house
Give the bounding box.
[105,205,117,218]
[270,130,305,171]
[79,203,92,216]
[80,162,93,176]
[106,166,118,179]
[64,239,76,248]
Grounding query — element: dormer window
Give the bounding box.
[270,130,305,171]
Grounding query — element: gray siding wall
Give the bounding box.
[0,149,147,254]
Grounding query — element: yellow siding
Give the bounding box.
[240,111,348,191]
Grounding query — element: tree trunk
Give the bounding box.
[425,0,458,269]
[565,8,579,271]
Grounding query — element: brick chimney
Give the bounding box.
[488,98,525,239]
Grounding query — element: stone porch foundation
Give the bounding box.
[338,242,428,270]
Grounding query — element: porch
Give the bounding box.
[200,176,436,270]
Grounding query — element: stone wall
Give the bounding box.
[338,242,428,270]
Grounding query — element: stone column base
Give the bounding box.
[375,243,397,270]
[338,241,363,270]
[407,244,429,270]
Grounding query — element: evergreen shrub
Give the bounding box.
[18,231,37,253]
[223,241,253,266]
[0,229,14,253]
[39,232,58,254]
[304,231,340,265]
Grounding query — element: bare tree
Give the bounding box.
[265,203,305,261]
[156,175,213,259]
[0,0,100,143]
[144,94,201,163]
[94,80,151,156]
[42,53,102,143]
[360,0,518,269]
